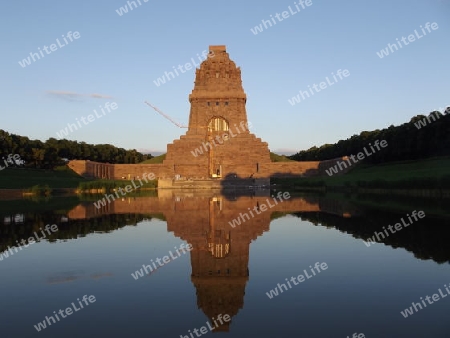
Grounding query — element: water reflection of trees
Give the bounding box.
[296,211,450,264]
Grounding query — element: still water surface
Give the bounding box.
[1,192,449,337]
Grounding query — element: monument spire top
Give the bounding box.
[209,45,226,53]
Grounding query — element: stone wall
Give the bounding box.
[68,155,354,181]
[68,157,353,181]
[68,160,166,180]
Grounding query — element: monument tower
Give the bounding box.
[162,45,272,181]
[68,45,346,182]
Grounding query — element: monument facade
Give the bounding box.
[162,45,272,181]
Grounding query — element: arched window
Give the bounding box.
[207,230,230,258]
[208,117,229,132]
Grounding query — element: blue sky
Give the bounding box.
[1,0,449,155]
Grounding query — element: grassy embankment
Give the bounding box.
[140,154,166,164]
[0,166,157,195]
[0,166,84,189]
[272,156,450,192]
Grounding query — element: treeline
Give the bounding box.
[0,129,152,169]
[290,111,450,163]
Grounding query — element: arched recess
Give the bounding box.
[208,116,229,133]
[207,117,229,178]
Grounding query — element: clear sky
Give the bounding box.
[2,0,449,155]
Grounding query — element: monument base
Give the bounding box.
[158,177,270,189]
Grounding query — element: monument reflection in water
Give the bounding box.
[3,191,449,337]
[68,190,355,332]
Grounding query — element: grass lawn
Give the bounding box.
[0,166,86,189]
[325,156,450,186]
[273,156,450,188]
[0,166,157,190]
